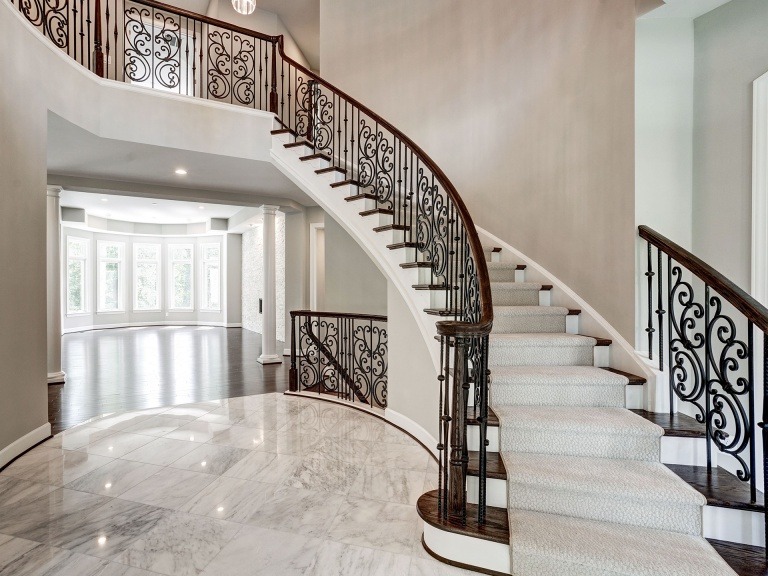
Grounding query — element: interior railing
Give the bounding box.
[289,310,388,410]
[640,225,768,543]
[9,0,494,524]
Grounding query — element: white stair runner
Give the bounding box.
[487,255,736,575]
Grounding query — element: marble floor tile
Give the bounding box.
[349,464,427,505]
[161,403,220,419]
[366,443,431,472]
[305,540,411,576]
[120,437,199,466]
[198,525,322,576]
[0,446,63,475]
[197,407,253,426]
[423,473,439,494]
[245,484,345,537]
[114,511,240,576]
[180,476,270,523]
[65,459,162,497]
[121,416,189,437]
[254,428,322,455]
[281,456,361,495]
[168,444,250,476]
[88,413,155,432]
[0,476,57,508]
[162,421,231,443]
[0,534,109,576]
[236,408,292,431]
[381,425,423,447]
[223,451,300,484]
[1,449,113,486]
[78,432,156,459]
[208,425,272,450]
[408,556,480,576]
[304,436,374,466]
[119,468,215,510]
[327,497,418,555]
[94,563,163,576]
[325,417,387,442]
[44,426,115,450]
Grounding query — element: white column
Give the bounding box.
[258,205,282,364]
[47,186,66,384]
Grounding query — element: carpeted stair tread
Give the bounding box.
[502,452,705,506]
[510,509,737,576]
[493,406,663,437]
[494,306,569,317]
[487,262,519,270]
[491,282,542,290]
[491,365,627,386]
[489,333,597,348]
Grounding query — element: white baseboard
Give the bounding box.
[283,348,291,357]
[0,423,51,470]
[225,323,243,328]
[63,321,232,334]
[385,408,438,459]
[257,354,283,365]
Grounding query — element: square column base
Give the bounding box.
[47,371,66,385]
[257,354,283,365]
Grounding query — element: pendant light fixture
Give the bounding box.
[232,0,256,15]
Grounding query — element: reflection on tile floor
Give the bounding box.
[0,394,478,575]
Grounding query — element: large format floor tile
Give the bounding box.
[3,393,438,576]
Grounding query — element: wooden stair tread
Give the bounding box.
[425,308,460,317]
[601,367,646,385]
[284,140,312,149]
[330,179,361,188]
[467,451,506,480]
[300,152,331,162]
[413,284,447,290]
[401,261,432,269]
[345,193,377,202]
[360,208,393,217]
[316,166,346,175]
[417,490,509,545]
[666,464,764,513]
[388,242,417,250]
[567,309,581,315]
[374,224,410,232]
[708,539,767,576]
[467,406,499,427]
[630,409,706,438]
[270,128,295,136]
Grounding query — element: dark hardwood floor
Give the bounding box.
[50,326,289,434]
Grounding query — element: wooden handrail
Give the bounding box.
[276,38,494,337]
[639,225,768,332]
[290,310,387,323]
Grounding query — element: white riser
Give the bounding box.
[538,290,550,306]
[704,504,765,547]
[626,385,644,410]
[594,345,609,368]
[661,436,711,467]
[468,424,499,452]
[565,315,579,334]
[515,268,525,282]
[423,523,511,575]
[468,476,508,508]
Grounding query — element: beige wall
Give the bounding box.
[320,0,637,340]
[324,216,387,316]
[693,0,768,289]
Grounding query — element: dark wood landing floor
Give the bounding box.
[50,327,289,434]
[711,539,768,576]
[667,464,764,512]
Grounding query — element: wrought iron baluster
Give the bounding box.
[646,241,655,361]
[705,284,712,471]
[657,246,664,370]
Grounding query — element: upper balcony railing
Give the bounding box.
[9,0,494,525]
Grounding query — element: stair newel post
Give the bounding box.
[269,39,278,114]
[289,312,297,392]
[477,334,489,524]
[448,335,470,524]
[94,0,104,77]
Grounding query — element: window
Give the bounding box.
[97,241,125,312]
[134,243,161,311]
[201,243,221,311]
[66,237,88,314]
[169,244,193,310]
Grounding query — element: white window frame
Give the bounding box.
[753,70,768,306]
[133,242,162,312]
[168,243,194,311]
[97,240,125,313]
[66,236,89,316]
[200,242,222,311]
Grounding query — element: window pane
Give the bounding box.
[67,261,84,313]
[204,245,220,261]
[99,243,121,259]
[204,262,220,310]
[172,262,192,308]
[136,262,159,310]
[68,238,85,259]
[171,247,192,261]
[136,245,159,261]
[101,262,120,310]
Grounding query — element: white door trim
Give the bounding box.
[309,222,324,310]
[752,70,768,305]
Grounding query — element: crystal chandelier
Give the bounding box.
[232,0,256,15]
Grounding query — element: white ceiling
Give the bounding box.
[47,113,313,210]
[60,190,243,225]
[641,0,732,19]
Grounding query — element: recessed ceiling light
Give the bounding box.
[101,198,109,202]
[151,201,158,205]
[175,168,188,175]
[198,205,205,210]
